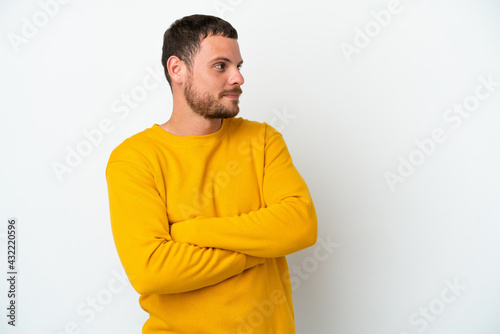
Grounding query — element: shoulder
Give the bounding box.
[229,117,282,140]
[107,126,158,165]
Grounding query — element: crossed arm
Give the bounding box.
[105,127,317,295]
[170,131,317,258]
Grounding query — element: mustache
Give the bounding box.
[219,87,243,98]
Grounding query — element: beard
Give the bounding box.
[184,76,242,120]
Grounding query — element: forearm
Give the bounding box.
[113,231,265,295]
[170,194,317,258]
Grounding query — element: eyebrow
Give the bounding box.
[210,57,244,67]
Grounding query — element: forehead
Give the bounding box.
[194,35,242,63]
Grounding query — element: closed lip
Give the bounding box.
[223,94,240,99]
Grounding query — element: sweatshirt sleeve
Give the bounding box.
[106,156,265,296]
[170,125,318,258]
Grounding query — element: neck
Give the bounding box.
[161,115,222,136]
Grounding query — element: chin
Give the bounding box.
[221,111,239,119]
[218,109,240,119]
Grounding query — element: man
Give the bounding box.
[106,14,317,333]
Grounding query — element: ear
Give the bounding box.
[167,56,185,84]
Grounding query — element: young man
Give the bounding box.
[105,14,317,333]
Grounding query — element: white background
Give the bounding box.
[1,0,500,333]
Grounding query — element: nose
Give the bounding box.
[229,67,244,86]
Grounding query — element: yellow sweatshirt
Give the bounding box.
[105,117,317,333]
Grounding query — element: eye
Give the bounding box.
[214,63,226,70]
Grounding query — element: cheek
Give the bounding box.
[193,71,226,94]
[200,72,225,87]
